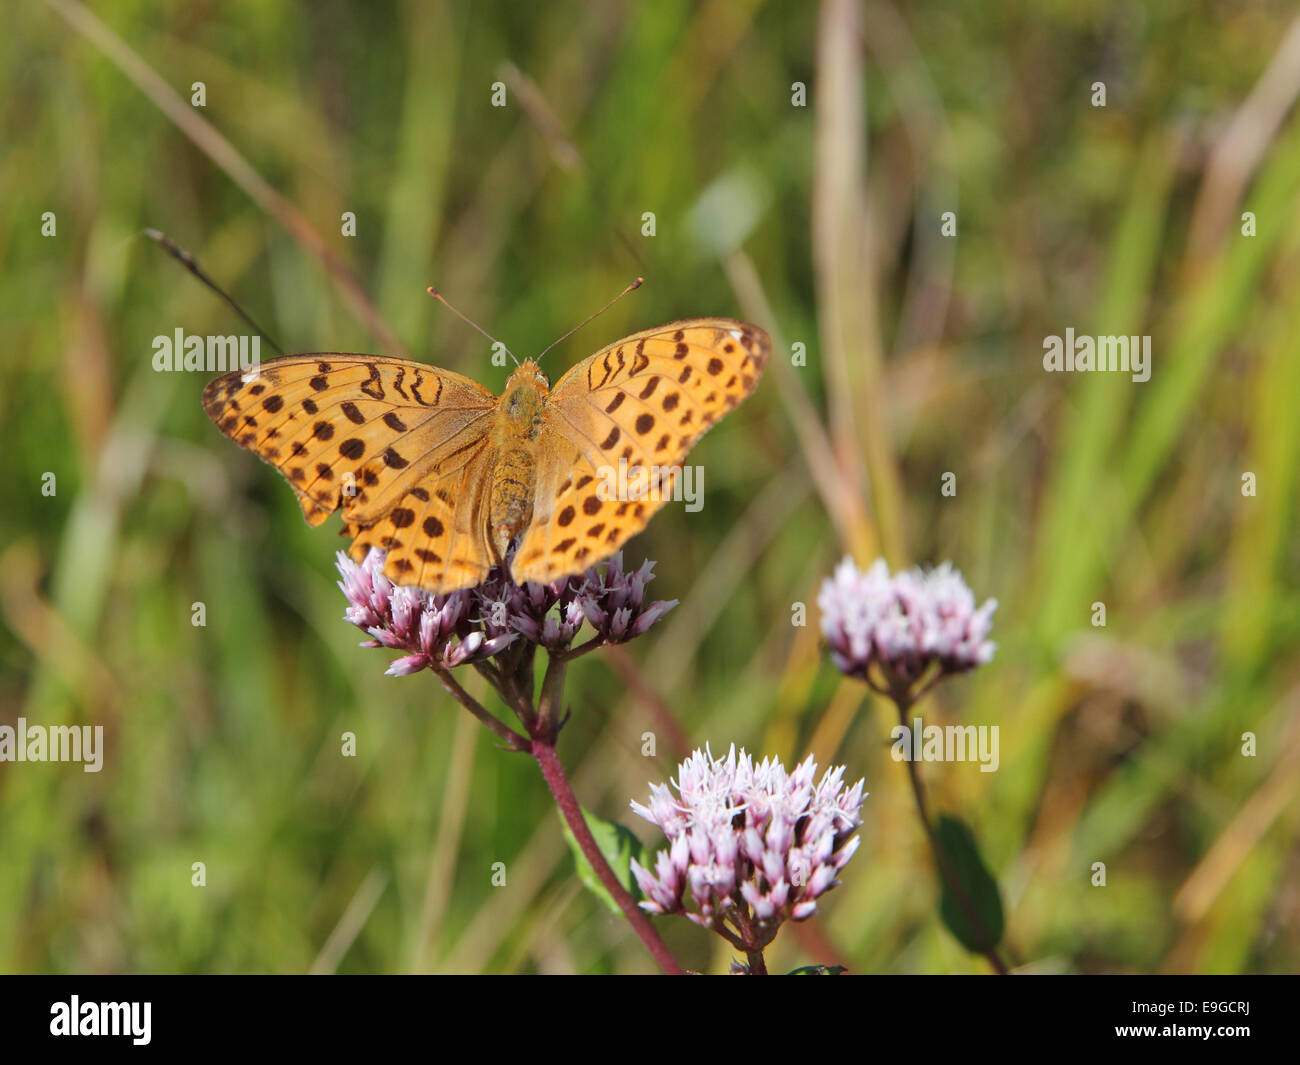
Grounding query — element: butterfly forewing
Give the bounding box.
[202,354,497,582]
[510,318,769,584]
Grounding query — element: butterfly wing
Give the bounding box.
[203,353,500,591]
[340,435,498,591]
[511,318,769,584]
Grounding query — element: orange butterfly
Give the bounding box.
[203,318,769,593]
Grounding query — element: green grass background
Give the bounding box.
[2,0,1298,973]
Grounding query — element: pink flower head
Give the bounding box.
[336,549,515,676]
[817,557,997,690]
[337,547,678,677]
[629,745,866,945]
[579,553,678,643]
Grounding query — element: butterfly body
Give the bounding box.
[488,360,550,557]
[204,318,769,593]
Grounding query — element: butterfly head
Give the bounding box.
[502,359,550,424]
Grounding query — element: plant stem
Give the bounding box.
[431,666,529,751]
[436,643,680,972]
[894,697,1009,976]
[562,636,607,662]
[729,902,772,975]
[531,736,684,974]
[536,653,568,735]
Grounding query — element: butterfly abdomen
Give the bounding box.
[488,446,535,559]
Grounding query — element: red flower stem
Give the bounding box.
[536,654,567,732]
[730,903,772,975]
[432,666,529,751]
[561,636,607,662]
[530,736,684,974]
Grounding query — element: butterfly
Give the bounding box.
[202,318,770,593]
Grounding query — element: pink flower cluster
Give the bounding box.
[817,557,997,688]
[336,548,514,676]
[336,547,678,676]
[630,746,866,935]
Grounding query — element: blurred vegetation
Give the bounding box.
[2,0,1299,974]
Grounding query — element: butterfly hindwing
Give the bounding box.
[511,427,679,584]
[341,436,497,591]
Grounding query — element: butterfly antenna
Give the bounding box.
[141,229,285,356]
[426,286,518,367]
[534,276,644,364]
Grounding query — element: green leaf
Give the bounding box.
[787,964,847,975]
[934,814,1005,953]
[559,807,650,918]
